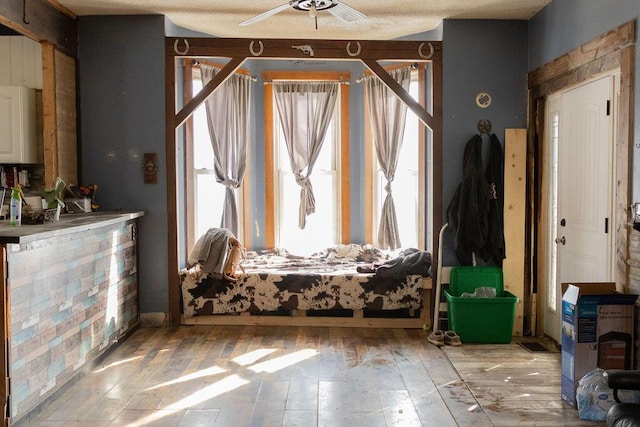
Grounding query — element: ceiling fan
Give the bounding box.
[239,0,367,29]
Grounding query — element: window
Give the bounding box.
[264,71,350,254]
[191,76,232,239]
[185,62,248,248]
[366,64,428,251]
[274,100,340,254]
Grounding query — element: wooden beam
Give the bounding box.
[166,52,180,327]
[503,128,527,337]
[42,41,58,189]
[361,58,434,129]
[174,57,245,128]
[0,0,76,58]
[166,37,441,62]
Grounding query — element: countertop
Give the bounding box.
[0,211,145,244]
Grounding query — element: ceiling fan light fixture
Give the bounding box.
[292,0,337,14]
[239,0,366,27]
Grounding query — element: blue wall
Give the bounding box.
[440,20,528,264]
[78,15,168,313]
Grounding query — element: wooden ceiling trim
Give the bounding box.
[167,37,440,131]
[167,37,441,62]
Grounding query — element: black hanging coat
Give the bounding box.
[446,135,490,265]
[482,134,506,265]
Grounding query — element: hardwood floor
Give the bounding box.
[18,326,593,426]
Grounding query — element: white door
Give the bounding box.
[542,75,615,342]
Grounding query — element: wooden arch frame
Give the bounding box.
[164,37,444,325]
[527,21,635,335]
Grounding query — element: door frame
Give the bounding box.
[541,73,618,342]
[527,20,635,337]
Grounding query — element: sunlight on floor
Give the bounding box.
[145,365,227,391]
[248,349,318,373]
[93,356,143,374]
[166,374,250,410]
[122,347,319,426]
[232,348,277,366]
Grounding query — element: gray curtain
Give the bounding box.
[201,65,252,236]
[272,81,339,229]
[365,67,412,250]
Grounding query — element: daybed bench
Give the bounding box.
[180,243,433,328]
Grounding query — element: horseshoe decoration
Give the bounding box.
[346,41,361,57]
[173,39,189,55]
[418,42,434,60]
[249,40,264,56]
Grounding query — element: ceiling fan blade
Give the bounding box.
[239,2,292,26]
[328,1,367,23]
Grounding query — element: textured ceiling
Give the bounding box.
[54,0,551,40]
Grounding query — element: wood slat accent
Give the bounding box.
[503,128,527,337]
[41,44,77,189]
[41,41,58,189]
[54,48,77,186]
[166,37,441,62]
[0,0,76,57]
[617,44,635,291]
[528,21,634,90]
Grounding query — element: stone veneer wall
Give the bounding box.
[7,219,139,420]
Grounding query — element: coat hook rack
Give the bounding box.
[477,119,492,134]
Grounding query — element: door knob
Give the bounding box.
[555,236,566,245]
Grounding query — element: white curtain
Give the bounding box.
[365,67,412,250]
[201,65,252,236]
[272,81,339,229]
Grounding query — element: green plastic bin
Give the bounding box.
[444,266,519,344]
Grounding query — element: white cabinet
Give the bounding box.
[0,86,37,163]
[0,36,43,89]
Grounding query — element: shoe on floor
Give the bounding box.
[444,330,462,346]
[427,330,445,346]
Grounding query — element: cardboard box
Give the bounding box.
[561,282,638,407]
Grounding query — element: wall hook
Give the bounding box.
[477,119,492,134]
[23,0,29,24]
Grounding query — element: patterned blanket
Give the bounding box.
[180,245,431,317]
